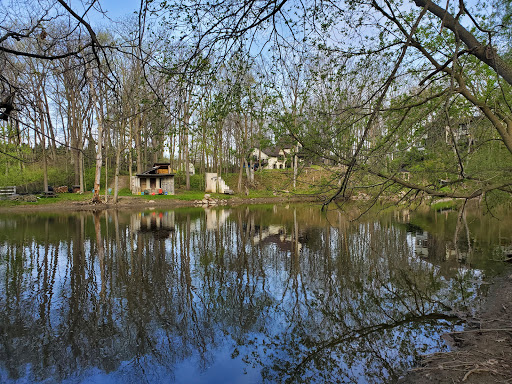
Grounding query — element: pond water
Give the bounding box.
[0,204,511,384]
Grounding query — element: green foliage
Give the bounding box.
[247,189,275,198]
[465,140,512,176]
[117,188,132,196]
[0,150,122,195]
[83,166,98,191]
[0,162,73,193]
[483,189,512,213]
[173,172,205,191]
[188,174,204,190]
[430,199,459,211]
[493,0,512,49]
[176,191,218,200]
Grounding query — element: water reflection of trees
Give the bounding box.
[0,206,502,383]
[224,212,465,383]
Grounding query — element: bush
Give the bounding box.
[189,174,204,190]
[175,172,204,191]
[0,153,122,194]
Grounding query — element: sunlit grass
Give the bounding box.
[430,199,460,211]
[0,167,334,208]
[0,188,233,207]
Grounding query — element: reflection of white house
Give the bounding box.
[252,225,284,245]
[252,224,302,253]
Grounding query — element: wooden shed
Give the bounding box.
[131,163,175,195]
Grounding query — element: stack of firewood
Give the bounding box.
[54,186,68,193]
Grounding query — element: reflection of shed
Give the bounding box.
[131,211,175,239]
[414,231,429,258]
[131,163,175,195]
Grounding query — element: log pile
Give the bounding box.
[54,186,68,193]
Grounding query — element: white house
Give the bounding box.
[249,141,301,170]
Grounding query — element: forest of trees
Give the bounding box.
[1,0,512,206]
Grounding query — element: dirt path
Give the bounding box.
[399,266,512,383]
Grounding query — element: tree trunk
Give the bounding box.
[79,149,84,194]
[183,91,191,190]
[104,117,110,203]
[250,159,255,182]
[293,145,298,190]
[42,88,57,160]
[238,156,244,192]
[38,100,49,193]
[87,65,103,203]
[93,112,103,203]
[135,114,142,174]
[184,127,190,190]
[113,145,121,203]
[129,119,133,181]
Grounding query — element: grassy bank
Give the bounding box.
[5,159,504,211]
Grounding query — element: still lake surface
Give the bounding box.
[0,204,510,383]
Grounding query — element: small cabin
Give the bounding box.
[131,163,175,195]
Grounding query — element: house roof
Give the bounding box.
[262,147,282,157]
[136,173,175,177]
[136,163,175,177]
[250,135,304,159]
[255,145,304,158]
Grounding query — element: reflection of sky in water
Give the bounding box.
[172,338,262,384]
[0,206,502,383]
[57,338,262,384]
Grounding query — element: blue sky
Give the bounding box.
[72,0,142,25]
[95,0,142,19]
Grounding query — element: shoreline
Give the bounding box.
[399,266,512,383]
[0,194,324,213]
